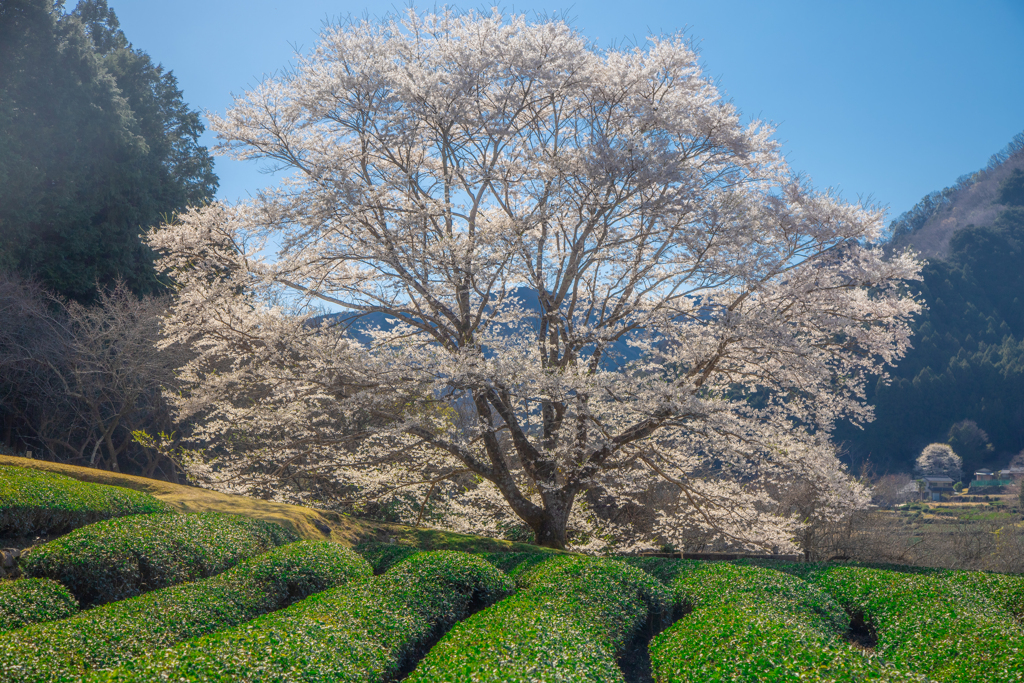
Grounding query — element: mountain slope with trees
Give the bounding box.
[888,133,1024,260]
[838,150,1024,478]
[0,0,217,303]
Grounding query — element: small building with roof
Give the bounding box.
[920,475,955,501]
[999,467,1024,480]
[968,465,1022,494]
[975,468,996,481]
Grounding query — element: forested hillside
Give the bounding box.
[838,159,1024,477]
[0,0,217,303]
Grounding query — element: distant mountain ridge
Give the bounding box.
[309,286,651,370]
[887,131,1024,259]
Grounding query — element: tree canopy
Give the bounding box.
[151,9,919,550]
[0,0,217,302]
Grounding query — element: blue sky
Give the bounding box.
[108,0,1024,226]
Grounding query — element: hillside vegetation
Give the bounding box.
[839,144,1024,475]
[889,132,1024,260]
[0,0,217,303]
[5,461,1024,681]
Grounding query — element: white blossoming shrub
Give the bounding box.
[914,443,963,481]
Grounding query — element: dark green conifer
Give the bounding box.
[0,0,217,303]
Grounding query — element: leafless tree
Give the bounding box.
[0,273,185,479]
[872,473,916,508]
[0,274,68,453]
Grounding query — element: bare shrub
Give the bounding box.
[841,503,1024,572]
[842,511,918,565]
[871,473,916,508]
[0,273,184,479]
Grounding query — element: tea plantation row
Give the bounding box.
[0,465,172,538]
[3,464,1024,681]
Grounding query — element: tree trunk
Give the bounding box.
[532,517,567,549]
[530,502,572,550]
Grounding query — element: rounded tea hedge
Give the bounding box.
[19,511,298,606]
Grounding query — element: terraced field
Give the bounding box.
[3,460,1024,682]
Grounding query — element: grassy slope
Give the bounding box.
[0,455,544,554]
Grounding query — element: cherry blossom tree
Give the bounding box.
[915,443,963,482]
[151,9,919,550]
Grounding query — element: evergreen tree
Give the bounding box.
[0,0,216,302]
[998,168,1024,207]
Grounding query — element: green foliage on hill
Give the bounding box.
[0,464,173,536]
[840,180,1024,475]
[355,541,565,575]
[619,556,703,586]
[20,512,297,606]
[0,541,369,682]
[998,168,1024,207]
[477,551,561,581]
[945,569,1024,620]
[95,551,513,683]
[650,563,908,682]
[4,463,1024,683]
[356,542,422,574]
[812,567,1024,682]
[406,556,672,683]
[0,0,216,302]
[0,578,78,633]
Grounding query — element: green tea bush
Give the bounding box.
[406,556,672,683]
[20,512,297,606]
[812,567,1024,682]
[0,578,77,633]
[944,569,1024,620]
[0,465,172,536]
[94,550,513,683]
[355,542,421,574]
[650,563,909,682]
[477,551,559,581]
[618,556,703,585]
[735,558,945,583]
[0,541,369,682]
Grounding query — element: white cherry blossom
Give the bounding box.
[151,9,919,550]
